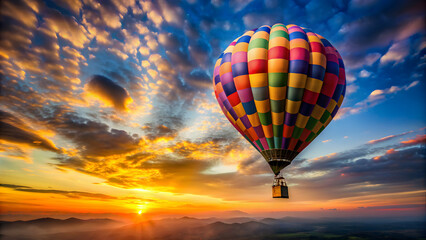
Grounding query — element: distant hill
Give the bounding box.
[0,217,121,238]
[0,216,425,240]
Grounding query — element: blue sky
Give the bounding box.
[0,0,425,219]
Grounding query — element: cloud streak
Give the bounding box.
[0,110,58,152]
[336,80,420,119]
[367,131,413,144]
[0,183,117,200]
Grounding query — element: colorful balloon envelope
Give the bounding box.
[213,23,346,179]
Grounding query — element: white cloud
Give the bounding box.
[364,52,381,65]
[158,0,183,25]
[395,17,425,41]
[346,72,356,83]
[122,29,141,55]
[380,41,409,65]
[230,0,254,12]
[135,23,149,35]
[139,47,150,56]
[145,34,158,51]
[359,70,371,78]
[346,84,359,95]
[335,80,420,119]
[45,11,89,48]
[108,48,128,60]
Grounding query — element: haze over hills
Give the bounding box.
[0,217,122,236]
[1,216,425,240]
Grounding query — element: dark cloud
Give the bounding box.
[287,143,425,200]
[0,0,38,28]
[158,32,182,49]
[188,39,212,68]
[360,204,425,210]
[54,0,82,15]
[0,183,117,200]
[48,111,139,157]
[237,155,270,175]
[0,110,58,152]
[165,49,193,73]
[82,0,124,29]
[305,0,344,23]
[183,70,212,89]
[141,124,179,140]
[0,184,31,189]
[338,0,425,60]
[86,75,132,111]
[43,8,89,48]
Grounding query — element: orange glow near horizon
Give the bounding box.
[1,133,426,221]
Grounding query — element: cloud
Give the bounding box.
[141,123,179,140]
[55,0,82,15]
[158,32,181,49]
[338,0,425,74]
[0,183,117,200]
[107,48,128,60]
[0,141,32,163]
[305,0,338,23]
[367,131,413,144]
[237,155,270,175]
[339,1,425,52]
[336,80,420,119]
[50,112,140,157]
[0,110,58,152]
[85,75,133,111]
[380,41,410,65]
[359,69,372,78]
[140,0,183,27]
[343,52,381,70]
[385,148,396,155]
[188,39,211,68]
[286,139,425,200]
[82,0,123,29]
[139,46,150,56]
[0,0,38,28]
[242,12,281,29]
[183,70,212,89]
[157,0,183,25]
[50,126,269,200]
[44,9,89,48]
[0,0,424,208]
[345,84,359,95]
[121,29,141,55]
[230,0,255,12]
[401,135,426,146]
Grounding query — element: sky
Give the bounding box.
[0,0,425,222]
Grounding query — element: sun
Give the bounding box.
[138,210,143,215]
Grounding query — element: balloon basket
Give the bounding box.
[272,174,289,198]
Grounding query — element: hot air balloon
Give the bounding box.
[212,24,346,198]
